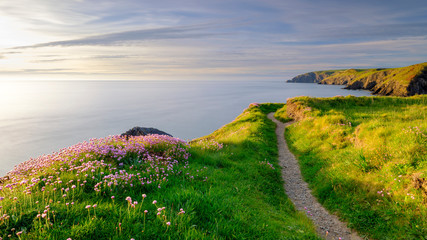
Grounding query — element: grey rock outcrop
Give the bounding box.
[407,68,427,96]
[121,127,172,137]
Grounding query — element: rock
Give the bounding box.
[408,68,427,96]
[121,127,172,137]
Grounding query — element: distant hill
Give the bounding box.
[287,62,427,96]
[287,70,342,83]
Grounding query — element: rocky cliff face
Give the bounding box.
[407,68,427,96]
[320,69,362,85]
[345,73,407,96]
[289,63,427,96]
[287,70,340,83]
[344,64,427,96]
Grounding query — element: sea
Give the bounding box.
[0,80,371,176]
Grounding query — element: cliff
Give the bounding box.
[288,62,427,96]
[287,70,341,83]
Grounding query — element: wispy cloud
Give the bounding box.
[1,51,21,55]
[92,55,135,59]
[30,58,69,63]
[23,68,72,73]
[314,22,427,42]
[277,22,427,46]
[13,22,233,49]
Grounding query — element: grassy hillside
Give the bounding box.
[281,95,427,239]
[289,62,427,96]
[319,68,374,85]
[0,103,320,239]
[320,62,427,96]
[287,70,342,83]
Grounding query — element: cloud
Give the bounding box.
[92,55,135,59]
[273,21,427,50]
[319,22,427,41]
[23,68,71,73]
[1,51,21,55]
[12,23,230,49]
[30,58,69,63]
[1,0,427,81]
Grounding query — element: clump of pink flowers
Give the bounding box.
[249,102,260,108]
[0,134,192,198]
[0,133,200,238]
[259,160,275,170]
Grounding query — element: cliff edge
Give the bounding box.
[287,70,341,83]
[287,62,427,96]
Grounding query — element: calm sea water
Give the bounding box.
[0,80,371,176]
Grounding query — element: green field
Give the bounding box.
[281,95,427,239]
[2,95,426,239]
[0,103,320,240]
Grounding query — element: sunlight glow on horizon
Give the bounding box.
[0,16,57,48]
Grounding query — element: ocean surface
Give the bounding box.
[0,80,371,176]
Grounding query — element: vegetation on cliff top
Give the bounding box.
[322,63,426,86]
[288,62,427,96]
[4,94,425,239]
[0,103,320,239]
[280,95,427,239]
[287,70,342,83]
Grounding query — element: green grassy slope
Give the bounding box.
[288,62,427,96]
[280,95,427,239]
[320,68,376,85]
[0,103,320,239]
[320,62,427,96]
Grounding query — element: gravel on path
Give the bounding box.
[268,113,363,240]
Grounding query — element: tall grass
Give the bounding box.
[281,95,427,239]
[274,105,292,123]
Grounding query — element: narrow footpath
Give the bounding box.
[268,113,363,240]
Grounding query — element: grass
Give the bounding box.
[322,62,427,88]
[288,69,342,83]
[0,102,321,239]
[380,62,427,85]
[274,105,292,123]
[281,95,427,239]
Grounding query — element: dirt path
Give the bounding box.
[268,113,363,240]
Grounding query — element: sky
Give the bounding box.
[0,0,426,81]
